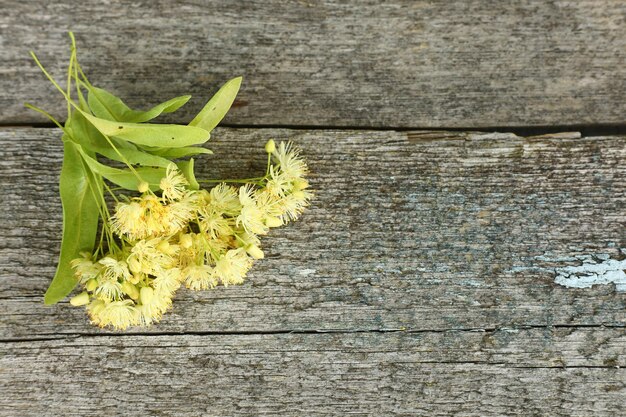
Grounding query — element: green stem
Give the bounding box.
[102,180,119,203]
[23,103,65,130]
[101,132,145,183]
[66,38,75,117]
[197,175,268,185]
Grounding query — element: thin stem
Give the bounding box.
[102,180,119,203]
[23,103,65,130]
[31,51,93,120]
[30,51,72,102]
[265,153,271,176]
[80,156,118,253]
[101,133,145,183]
[197,175,268,184]
[66,39,75,117]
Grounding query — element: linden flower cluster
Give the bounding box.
[68,140,311,330]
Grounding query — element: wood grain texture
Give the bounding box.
[0,128,624,338]
[1,127,625,415]
[1,330,625,417]
[2,0,625,128]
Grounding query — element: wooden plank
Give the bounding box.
[2,0,625,128]
[0,128,624,338]
[1,331,625,416]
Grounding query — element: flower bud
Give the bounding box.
[85,278,98,292]
[292,178,309,191]
[140,286,154,305]
[265,139,276,154]
[292,190,306,201]
[156,240,170,253]
[180,234,193,249]
[122,281,140,300]
[137,181,150,193]
[129,273,142,285]
[265,216,283,228]
[197,189,210,203]
[89,300,105,315]
[128,256,142,274]
[70,292,90,306]
[246,244,265,259]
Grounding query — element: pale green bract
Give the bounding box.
[78,110,211,148]
[27,33,242,304]
[189,76,242,131]
[87,86,190,123]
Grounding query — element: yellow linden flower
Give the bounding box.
[184,264,217,290]
[265,165,292,197]
[152,268,183,295]
[93,300,140,330]
[254,188,284,219]
[209,183,241,216]
[237,185,268,235]
[94,279,124,302]
[111,195,168,240]
[127,238,172,276]
[98,257,132,282]
[198,204,234,239]
[160,164,189,202]
[164,193,200,235]
[70,252,103,282]
[214,248,253,286]
[110,201,143,239]
[273,141,308,180]
[135,286,178,325]
[200,235,231,264]
[277,189,313,221]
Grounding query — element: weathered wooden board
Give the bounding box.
[2,0,625,128]
[0,128,624,339]
[1,330,625,416]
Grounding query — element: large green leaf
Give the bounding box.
[189,76,241,131]
[44,140,101,304]
[88,86,190,123]
[78,109,210,148]
[77,146,166,191]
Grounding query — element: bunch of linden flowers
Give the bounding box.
[27,33,310,330]
[72,141,310,329]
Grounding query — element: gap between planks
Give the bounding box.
[2,323,624,343]
[1,123,626,138]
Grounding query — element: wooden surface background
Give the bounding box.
[1,1,625,416]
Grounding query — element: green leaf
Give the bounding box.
[44,141,101,304]
[143,146,213,159]
[84,143,172,168]
[78,109,211,148]
[189,76,242,131]
[88,86,191,123]
[177,158,199,190]
[76,146,166,191]
[66,110,109,150]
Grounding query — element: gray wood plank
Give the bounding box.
[0,128,624,338]
[2,0,625,128]
[1,331,625,417]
